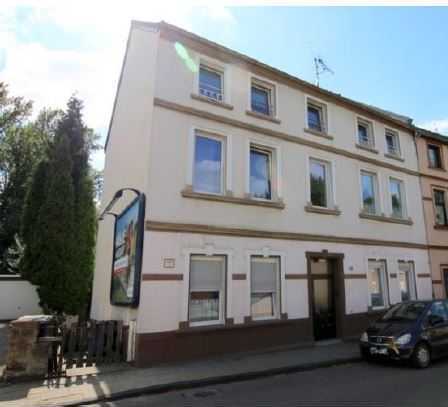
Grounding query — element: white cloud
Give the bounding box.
[418,119,448,135]
[0,1,237,169]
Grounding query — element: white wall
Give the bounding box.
[0,278,41,320]
[136,231,432,334]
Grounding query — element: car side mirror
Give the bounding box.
[429,315,444,327]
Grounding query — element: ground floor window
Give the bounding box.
[189,255,226,325]
[398,261,417,302]
[250,256,281,319]
[368,260,389,309]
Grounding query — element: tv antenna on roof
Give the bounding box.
[314,57,334,87]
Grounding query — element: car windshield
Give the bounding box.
[381,302,427,322]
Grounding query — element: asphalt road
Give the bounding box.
[87,359,448,407]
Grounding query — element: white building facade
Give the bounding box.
[91,21,432,366]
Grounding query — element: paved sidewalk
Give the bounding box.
[0,340,360,407]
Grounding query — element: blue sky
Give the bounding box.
[1,4,447,170]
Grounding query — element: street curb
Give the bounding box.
[70,356,361,406]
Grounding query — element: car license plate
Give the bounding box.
[370,347,388,355]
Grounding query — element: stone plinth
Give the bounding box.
[3,315,53,381]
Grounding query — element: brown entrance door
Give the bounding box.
[308,254,345,341]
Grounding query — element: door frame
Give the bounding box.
[306,251,346,340]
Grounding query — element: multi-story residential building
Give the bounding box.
[415,128,448,299]
[91,20,432,366]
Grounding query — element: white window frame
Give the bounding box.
[187,127,232,195]
[246,249,285,321]
[398,261,417,302]
[305,95,329,134]
[433,188,448,226]
[427,143,443,169]
[182,247,233,327]
[245,138,282,201]
[388,176,407,219]
[193,55,230,104]
[356,117,375,148]
[359,170,381,215]
[367,259,389,310]
[248,75,278,118]
[385,128,401,157]
[307,157,335,209]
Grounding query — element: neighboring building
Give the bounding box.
[0,275,41,320]
[415,128,448,299]
[91,21,432,366]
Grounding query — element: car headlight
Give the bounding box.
[395,333,412,346]
[360,332,369,343]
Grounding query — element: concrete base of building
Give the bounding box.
[134,311,382,366]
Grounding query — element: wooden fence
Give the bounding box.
[51,320,128,376]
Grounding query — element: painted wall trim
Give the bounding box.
[146,220,429,249]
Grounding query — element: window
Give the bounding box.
[199,64,223,101]
[307,101,326,132]
[385,130,401,157]
[309,159,332,208]
[250,145,272,200]
[189,255,226,325]
[361,171,379,214]
[251,79,275,116]
[434,189,448,225]
[398,262,417,302]
[428,144,443,169]
[389,178,405,218]
[368,260,388,309]
[250,256,280,319]
[357,119,374,148]
[193,132,224,194]
[426,301,448,324]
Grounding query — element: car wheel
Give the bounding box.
[412,343,431,369]
[360,349,373,362]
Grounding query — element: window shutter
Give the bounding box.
[251,258,279,293]
[190,257,224,291]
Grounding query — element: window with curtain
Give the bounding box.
[434,189,448,226]
[385,130,401,157]
[390,178,405,218]
[361,171,378,214]
[357,120,374,147]
[250,256,280,319]
[199,65,223,101]
[189,255,226,324]
[368,260,388,309]
[307,103,324,132]
[398,262,417,302]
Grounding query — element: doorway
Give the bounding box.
[443,269,448,299]
[307,253,345,341]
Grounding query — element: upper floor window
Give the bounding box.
[250,256,281,320]
[309,158,333,208]
[389,178,405,218]
[251,79,275,117]
[434,189,448,226]
[193,132,224,194]
[428,144,443,169]
[398,262,417,302]
[368,260,389,309]
[385,130,401,157]
[361,171,379,215]
[189,255,226,325]
[199,64,223,101]
[250,145,272,200]
[357,119,374,148]
[307,100,327,133]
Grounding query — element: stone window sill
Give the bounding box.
[359,212,413,225]
[304,127,334,140]
[190,93,234,110]
[355,143,379,154]
[245,110,281,124]
[181,189,285,209]
[305,205,341,216]
[384,153,404,162]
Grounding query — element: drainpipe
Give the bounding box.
[413,129,435,299]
